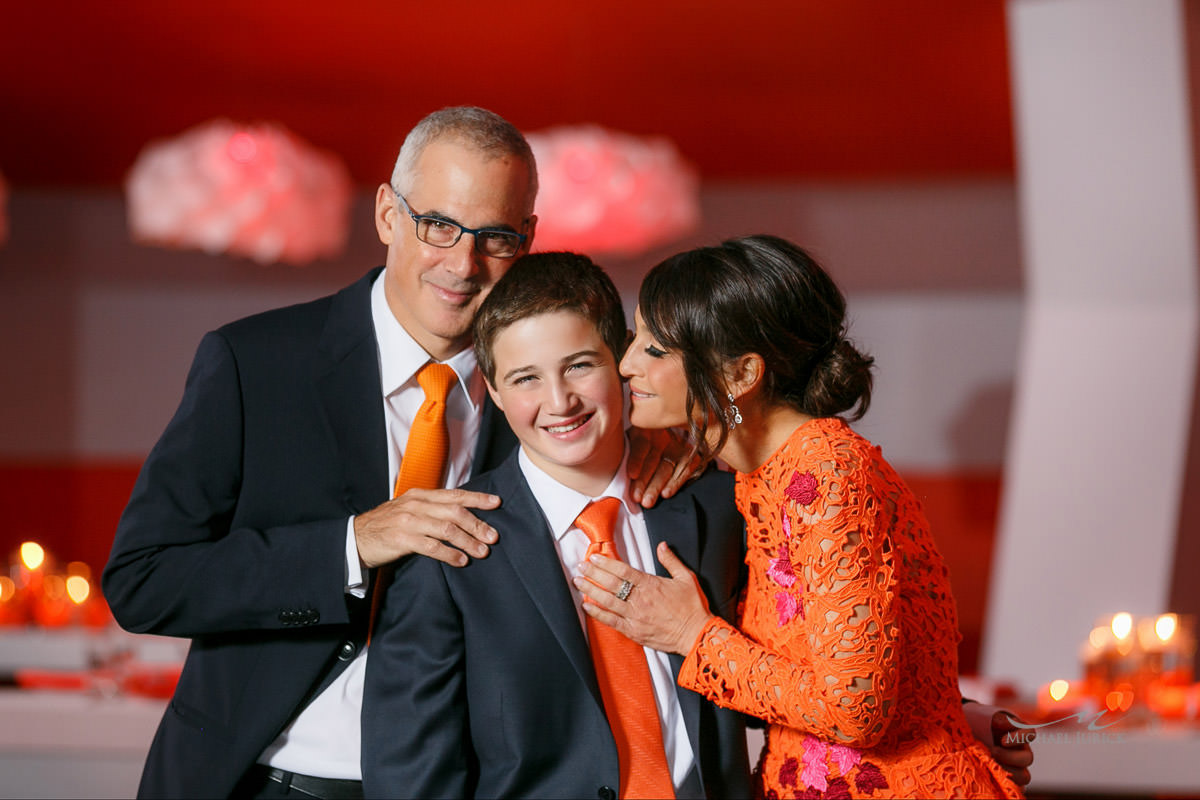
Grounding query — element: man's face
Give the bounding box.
[375,139,536,361]
[486,311,627,495]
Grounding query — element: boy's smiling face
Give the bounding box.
[486,310,627,496]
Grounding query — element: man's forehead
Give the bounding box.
[409,141,533,217]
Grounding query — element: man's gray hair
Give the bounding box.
[390,106,538,216]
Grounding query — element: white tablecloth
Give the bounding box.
[1028,722,1200,795]
[0,688,165,799]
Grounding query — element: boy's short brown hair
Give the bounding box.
[473,252,628,386]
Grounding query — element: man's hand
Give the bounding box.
[626,427,701,507]
[354,487,500,568]
[963,702,1035,788]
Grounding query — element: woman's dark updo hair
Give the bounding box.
[638,234,874,465]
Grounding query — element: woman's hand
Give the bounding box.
[574,541,714,656]
[626,427,701,507]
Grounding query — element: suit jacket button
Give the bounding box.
[337,641,357,661]
[597,787,616,800]
[304,609,320,625]
[278,610,293,625]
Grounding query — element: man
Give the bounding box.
[363,252,753,799]
[103,106,683,799]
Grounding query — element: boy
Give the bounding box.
[361,252,752,799]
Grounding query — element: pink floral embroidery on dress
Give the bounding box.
[775,591,800,626]
[781,505,792,538]
[784,470,819,505]
[800,735,829,792]
[768,543,797,588]
[828,743,862,775]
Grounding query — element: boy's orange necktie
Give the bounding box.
[368,362,458,639]
[576,497,675,800]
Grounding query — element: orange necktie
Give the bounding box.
[393,362,458,498]
[576,498,675,800]
[368,362,459,639]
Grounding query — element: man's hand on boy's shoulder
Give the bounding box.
[627,427,702,507]
[355,488,501,568]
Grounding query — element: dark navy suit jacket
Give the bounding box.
[362,451,753,799]
[102,268,517,798]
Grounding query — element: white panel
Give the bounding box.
[986,0,1199,687]
[1011,0,1198,303]
[76,285,323,457]
[987,302,1197,683]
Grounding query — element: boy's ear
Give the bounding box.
[484,378,505,412]
[725,353,764,400]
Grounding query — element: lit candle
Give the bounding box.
[31,573,72,627]
[0,575,23,625]
[1146,682,1194,720]
[17,541,47,598]
[1111,612,1134,648]
[1038,679,1079,718]
[1104,681,1136,714]
[19,541,45,571]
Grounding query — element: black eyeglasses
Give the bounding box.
[393,188,527,259]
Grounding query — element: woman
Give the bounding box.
[577,235,1023,799]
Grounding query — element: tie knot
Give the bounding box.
[417,362,458,403]
[574,497,623,546]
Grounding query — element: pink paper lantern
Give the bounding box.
[526,125,700,256]
[126,120,352,265]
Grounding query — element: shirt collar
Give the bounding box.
[517,446,636,543]
[371,269,481,409]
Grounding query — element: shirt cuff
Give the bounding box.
[346,516,367,597]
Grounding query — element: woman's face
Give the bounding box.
[619,307,692,430]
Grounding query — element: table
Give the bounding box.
[1027,719,1200,796]
[0,688,165,799]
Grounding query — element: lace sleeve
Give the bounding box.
[678,449,901,748]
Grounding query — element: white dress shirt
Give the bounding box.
[259,271,484,779]
[517,448,697,791]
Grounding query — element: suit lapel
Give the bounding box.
[644,495,705,775]
[488,457,604,705]
[472,395,518,477]
[314,268,390,514]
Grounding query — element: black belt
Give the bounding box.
[258,766,363,799]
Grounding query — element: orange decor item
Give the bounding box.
[576,497,675,800]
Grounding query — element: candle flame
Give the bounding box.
[42,574,66,600]
[1111,612,1133,641]
[66,575,90,605]
[1049,679,1070,702]
[1105,685,1134,712]
[1155,613,1177,642]
[20,541,45,570]
[1088,626,1110,649]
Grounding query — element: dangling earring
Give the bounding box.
[725,393,743,430]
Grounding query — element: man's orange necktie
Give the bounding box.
[576,498,675,800]
[368,361,458,640]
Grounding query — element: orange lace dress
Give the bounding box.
[678,417,1022,799]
